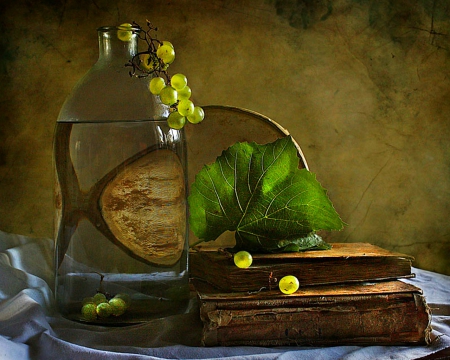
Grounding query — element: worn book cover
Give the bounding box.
[195,280,432,346]
[190,243,414,292]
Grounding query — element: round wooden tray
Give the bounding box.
[185,105,309,247]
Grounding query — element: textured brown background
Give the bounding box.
[0,0,449,274]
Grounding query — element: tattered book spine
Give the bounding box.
[198,283,432,346]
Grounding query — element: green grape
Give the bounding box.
[109,297,127,316]
[233,250,253,268]
[159,86,178,105]
[96,302,112,318]
[178,99,195,116]
[82,297,95,305]
[81,303,97,321]
[279,275,299,295]
[93,292,107,305]
[117,23,133,42]
[162,40,174,49]
[114,293,131,307]
[187,106,205,124]
[149,77,166,95]
[167,111,186,130]
[156,42,175,64]
[141,53,157,71]
[177,85,191,100]
[171,73,188,90]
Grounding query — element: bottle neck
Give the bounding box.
[97,26,139,65]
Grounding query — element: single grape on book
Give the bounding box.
[234,251,253,269]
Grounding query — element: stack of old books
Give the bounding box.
[189,243,432,346]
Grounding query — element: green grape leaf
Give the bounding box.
[188,136,344,252]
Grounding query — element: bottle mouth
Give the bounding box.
[97,25,141,33]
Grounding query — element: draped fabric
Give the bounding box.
[1,229,449,360]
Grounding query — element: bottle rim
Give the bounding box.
[97,25,141,33]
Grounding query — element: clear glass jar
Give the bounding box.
[54,26,190,324]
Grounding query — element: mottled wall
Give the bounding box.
[0,0,449,274]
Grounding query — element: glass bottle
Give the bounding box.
[54,26,190,324]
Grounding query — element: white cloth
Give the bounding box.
[0,229,449,360]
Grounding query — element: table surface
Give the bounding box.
[1,229,449,360]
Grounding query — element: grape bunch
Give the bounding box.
[81,292,131,321]
[118,22,204,129]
